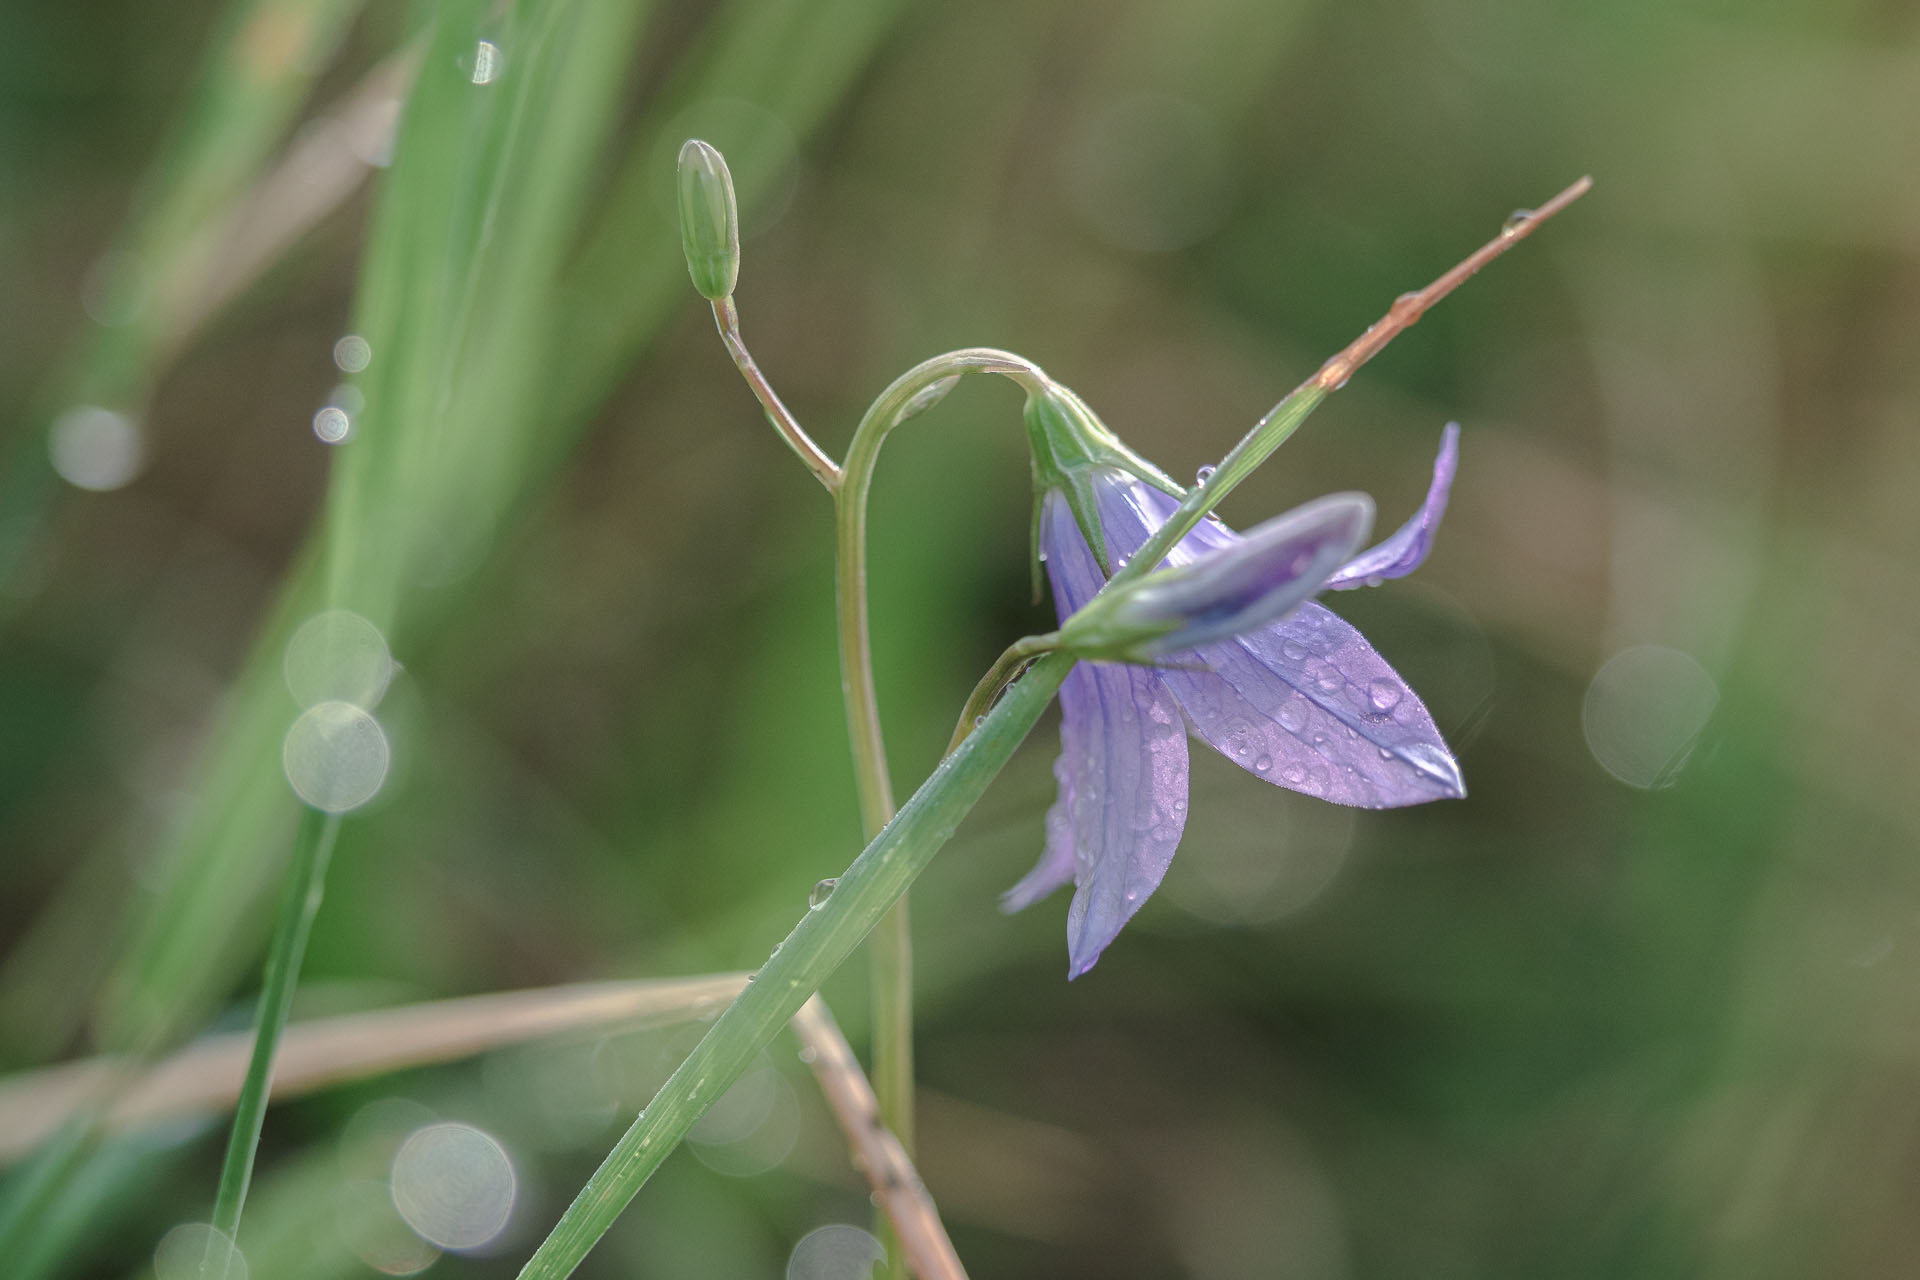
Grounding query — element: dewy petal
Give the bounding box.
[1091,477,1462,807]
[1161,601,1465,807]
[1056,658,1189,977]
[1325,422,1459,590]
[1005,487,1190,977]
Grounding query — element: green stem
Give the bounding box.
[515,651,1074,1280]
[1114,382,1328,594]
[1112,174,1594,593]
[711,298,840,490]
[832,348,1043,1272]
[202,806,341,1275]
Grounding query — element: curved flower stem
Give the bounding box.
[710,298,840,491]
[203,806,341,1276]
[833,347,1044,1273]
[514,652,1075,1280]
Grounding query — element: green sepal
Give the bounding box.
[1023,379,1184,586]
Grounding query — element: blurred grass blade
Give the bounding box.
[77,0,911,1065]
[0,975,750,1165]
[207,808,340,1254]
[2,0,365,591]
[95,0,653,1055]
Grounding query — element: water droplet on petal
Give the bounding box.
[1281,640,1307,662]
[808,878,838,909]
[1253,755,1272,773]
[1400,742,1465,793]
[1276,698,1309,734]
[1282,764,1306,784]
[1366,679,1403,715]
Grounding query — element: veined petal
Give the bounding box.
[1161,601,1465,807]
[1056,659,1190,977]
[1001,748,1077,911]
[1038,488,1112,615]
[1326,423,1459,590]
[1088,470,1232,572]
[1009,489,1191,977]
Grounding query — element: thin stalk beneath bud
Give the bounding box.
[1117,175,1591,589]
[711,298,841,491]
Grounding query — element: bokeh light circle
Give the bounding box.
[153,1223,247,1280]
[284,609,394,709]
[49,405,144,491]
[282,700,390,812]
[313,405,352,443]
[1582,644,1719,789]
[786,1224,886,1280]
[390,1122,517,1252]
[332,334,372,372]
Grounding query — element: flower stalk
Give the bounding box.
[832,348,1043,1275]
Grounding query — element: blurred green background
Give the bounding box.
[3,0,1918,1276]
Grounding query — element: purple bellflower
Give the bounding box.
[1008,385,1465,977]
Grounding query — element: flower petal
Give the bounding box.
[1057,660,1190,977]
[1007,487,1191,977]
[1084,494,1371,658]
[1325,423,1459,590]
[1161,601,1465,807]
[1001,748,1078,912]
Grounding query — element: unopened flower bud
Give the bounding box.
[677,139,739,301]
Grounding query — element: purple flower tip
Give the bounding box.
[1326,423,1458,590]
